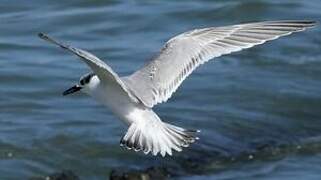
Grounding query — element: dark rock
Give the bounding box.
[29,170,79,180]
[110,166,169,180]
[49,170,79,180]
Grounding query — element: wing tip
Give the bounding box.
[38,32,45,38]
[242,20,317,29]
[38,32,50,41]
[268,20,317,28]
[37,32,70,50]
[292,20,317,27]
[307,20,317,27]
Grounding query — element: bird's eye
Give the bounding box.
[85,76,90,84]
[80,79,84,85]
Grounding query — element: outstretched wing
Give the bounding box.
[39,33,139,103]
[122,20,316,108]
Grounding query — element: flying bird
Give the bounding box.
[39,20,316,157]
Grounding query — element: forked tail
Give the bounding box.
[120,113,199,157]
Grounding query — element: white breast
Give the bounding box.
[87,77,143,125]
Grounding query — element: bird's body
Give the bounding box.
[84,75,137,125]
[82,73,193,156]
[85,74,160,128]
[39,20,316,157]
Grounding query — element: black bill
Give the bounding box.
[63,85,82,96]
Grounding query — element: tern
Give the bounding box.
[39,20,315,157]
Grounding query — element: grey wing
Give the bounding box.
[39,33,139,103]
[123,20,316,108]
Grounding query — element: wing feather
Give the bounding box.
[39,33,139,103]
[123,20,316,108]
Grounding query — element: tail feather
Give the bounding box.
[165,123,199,145]
[120,119,199,157]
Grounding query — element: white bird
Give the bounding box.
[39,20,315,157]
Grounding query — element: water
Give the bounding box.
[0,0,321,179]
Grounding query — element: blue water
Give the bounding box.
[0,0,321,179]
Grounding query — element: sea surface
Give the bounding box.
[0,0,321,179]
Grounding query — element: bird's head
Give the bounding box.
[63,72,97,96]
